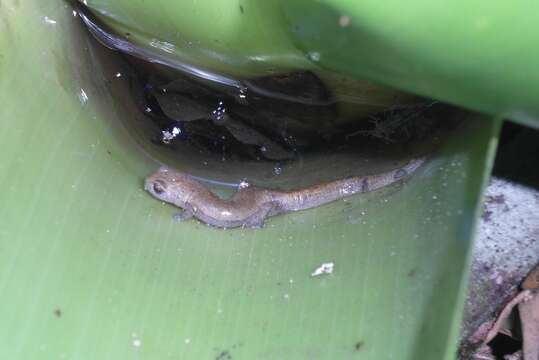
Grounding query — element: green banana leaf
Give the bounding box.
[83,0,539,128]
[0,1,500,359]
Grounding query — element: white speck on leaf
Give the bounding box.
[311,262,334,276]
[43,16,57,25]
[339,15,350,27]
[308,51,321,62]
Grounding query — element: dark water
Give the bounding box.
[75,3,458,187]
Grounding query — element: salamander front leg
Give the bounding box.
[173,209,194,222]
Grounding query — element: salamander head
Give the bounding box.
[144,166,192,205]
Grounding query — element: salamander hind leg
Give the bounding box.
[243,203,274,229]
[173,209,194,222]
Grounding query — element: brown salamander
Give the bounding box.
[144,158,425,228]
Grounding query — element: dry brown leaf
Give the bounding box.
[519,292,539,360]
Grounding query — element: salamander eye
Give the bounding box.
[152,180,167,194]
